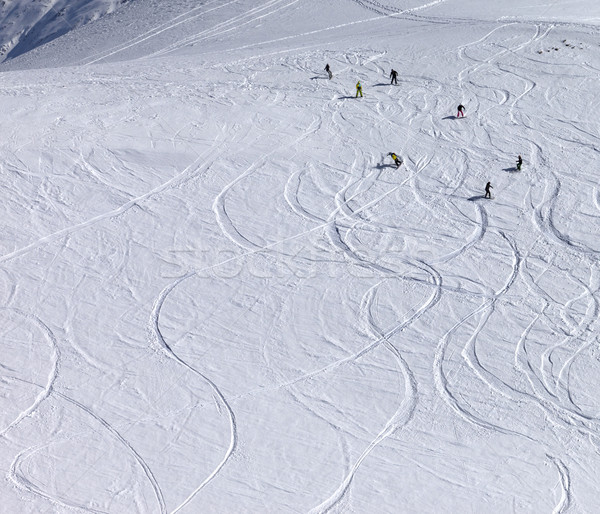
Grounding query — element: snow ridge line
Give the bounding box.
[198,3,469,61]
[149,273,237,514]
[350,0,446,17]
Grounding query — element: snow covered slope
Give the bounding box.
[2,0,600,513]
[0,0,129,62]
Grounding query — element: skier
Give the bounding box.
[457,104,465,117]
[516,155,522,171]
[388,152,402,168]
[356,81,363,98]
[390,69,398,85]
[325,63,332,80]
[484,181,493,199]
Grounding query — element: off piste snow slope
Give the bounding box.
[2,0,600,512]
[0,0,130,62]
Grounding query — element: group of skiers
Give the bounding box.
[323,63,524,199]
[482,155,522,198]
[324,64,399,87]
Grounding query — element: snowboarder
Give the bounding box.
[457,104,465,118]
[388,152,402,168]
[516,155,522,171]
[484,181,493,199]
[390,69,398,85]
[325,63,332,80]
[356,81,363,97]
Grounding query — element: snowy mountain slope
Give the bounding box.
[2,0,372,70]
[0,0,129,62]
[2,0,600,513]
[4,0,600,71]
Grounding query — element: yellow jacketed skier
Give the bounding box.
[356,81,363,98]
[388,152,402,168]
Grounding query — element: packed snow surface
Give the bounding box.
[2,0,600,512]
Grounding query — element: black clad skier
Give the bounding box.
[484,181,493,199]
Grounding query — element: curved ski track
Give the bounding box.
[7,3,600,512]
[7,386,167,514]
[149,273,237,514]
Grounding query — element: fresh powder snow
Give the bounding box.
[1,0,600,512]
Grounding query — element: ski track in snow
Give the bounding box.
[194,14,600,509]
[306,283,419,514]
[6,384,167,513]
[0,142,225,265]
[81,0,234,66]
[6,1,600,511]
[213,114,321,250]
[10,440,108,514]
[548,455,572,514]
[149,273,237,513]
[147,0,303,61]
[0,310,59,439]
[432,232,535,438]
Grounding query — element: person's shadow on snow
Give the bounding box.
[374,163,398,170]
[503,167,517,172]
[443,115,457,120]
[468,195,486,201]
[339,95,358,99]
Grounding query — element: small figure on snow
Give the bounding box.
[356,81,363,97]
[388,152,402,168]
[516,154,523,171]
[390,69,398,85]
[325,63,332,80]
[457,104,466,118]
[484,181,493,199]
